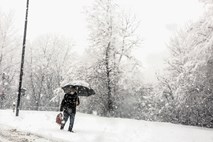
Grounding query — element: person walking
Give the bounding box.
[60,87,80,132]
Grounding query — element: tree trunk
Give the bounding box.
[36,75,44,111]
[105,42,113,114]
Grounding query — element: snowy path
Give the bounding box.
[0,110,213,142]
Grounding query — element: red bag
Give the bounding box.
[56,113,63,125]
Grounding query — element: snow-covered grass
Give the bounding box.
[0,109,213,142]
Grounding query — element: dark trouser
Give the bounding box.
[60,108,76,131]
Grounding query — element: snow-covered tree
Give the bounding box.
[199,0,213,4]
[83,0,142,116]
[23,35,75,110]
[157,5,213,127]
[0,11,20,108]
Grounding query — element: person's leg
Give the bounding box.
[68,113,76,132]
[60,112,69,130]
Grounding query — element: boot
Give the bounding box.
[60,125,64,130]
[68,127,74,132]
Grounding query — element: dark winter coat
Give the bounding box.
[60,92,80,114]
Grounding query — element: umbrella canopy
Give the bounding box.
[62,84,95,97]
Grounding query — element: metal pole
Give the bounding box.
[16,0,29,116]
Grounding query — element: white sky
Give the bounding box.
[0,0,204,82]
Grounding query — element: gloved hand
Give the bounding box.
[60,107,64,112]
[59,109,63,114]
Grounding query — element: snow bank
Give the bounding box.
[0,110,213,142]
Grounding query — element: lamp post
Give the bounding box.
[16,0,30,116]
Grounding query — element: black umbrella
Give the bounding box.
[62,84,95,97]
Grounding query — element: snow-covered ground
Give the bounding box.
[0,125,51,142]
[0,110,213,142]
